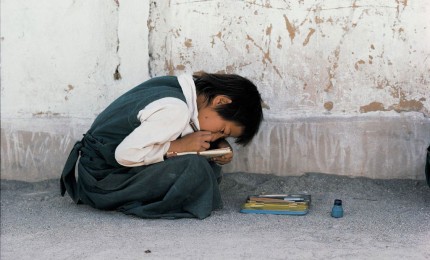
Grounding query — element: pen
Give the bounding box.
[189,120,199,132]
[166,120,198,158]
[166,120,199,158]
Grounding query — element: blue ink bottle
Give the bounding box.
[331,199,343,218]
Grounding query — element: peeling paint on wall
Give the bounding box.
[360,102,386,113]
[360,96,426,114]
[148,0,429,117]
[283,15,296,43]
[303,28,315,46]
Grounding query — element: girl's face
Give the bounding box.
[197,95,244,142]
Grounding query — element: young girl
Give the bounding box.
[61,73,263,219]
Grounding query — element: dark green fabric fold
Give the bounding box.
[60,76,224,219]
[60,141,83,204]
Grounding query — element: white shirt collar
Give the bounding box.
[177,74,200,130]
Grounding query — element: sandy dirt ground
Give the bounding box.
[1,172,429,260]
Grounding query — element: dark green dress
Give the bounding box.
[60,76,223,219]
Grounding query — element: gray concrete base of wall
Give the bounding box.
[1,112,429,182]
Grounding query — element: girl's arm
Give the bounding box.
[115,98,189,167]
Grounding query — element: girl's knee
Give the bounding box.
[171,154,210,167]
[186,154,210,165]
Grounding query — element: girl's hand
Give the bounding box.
[211,139,233,165]
[168,131,213,153]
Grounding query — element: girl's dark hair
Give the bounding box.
[193,72,263,145]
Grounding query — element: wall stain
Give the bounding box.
[323,3,363,93]
[216,62,252,74]
[32,111,61,117]
[352,0,359,8]
[360,79,429,114]
[360,96,426,114]
[354,60,366,70]
[315,16,324,24]
[247,1,273,9]
[176,64,185,70]
[210,31,228,51]
[389,90,425,112]
[246,34,282,78]
[1,129,79,180]
[360,102,387,113]
[324,101,334,111]
[210,32,219,48]
[303,28,316,46]
[315,2,360,11]
[113,64,122,80]
[374,77,390,89]
[170,28,181,38]
[225,65,235,74]
[396,0,408,18]
[390,98,424,112]
[276,36,282,49]
[266,24,273,35]
[164,59,175,75]
[310,13,327,38]
[325,46,340,92]
[147,19,155,32]
[66,85,74,92]
[283,15,296,43]
[64,85,74,101]
[184,38,193,48]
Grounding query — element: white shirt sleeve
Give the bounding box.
[114,97,190,167]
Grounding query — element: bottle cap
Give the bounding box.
[334,199,342,206]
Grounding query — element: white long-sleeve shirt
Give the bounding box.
[114,74,199,167]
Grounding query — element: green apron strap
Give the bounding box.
[60,141,83,203]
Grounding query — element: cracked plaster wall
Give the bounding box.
[147,0,430,179]
[1,0,149,119]
[148,0,429,116]
[1,0,150,180]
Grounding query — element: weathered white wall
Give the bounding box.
[225,113,429,179]
[148,0,430,179]
[149,0,429,116]
[1,0,150,180]
[1,0,149,118]
[1,0,429,181]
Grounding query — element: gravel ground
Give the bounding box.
[1,172,429,260]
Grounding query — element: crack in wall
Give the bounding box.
[246,34,282,78]
[113,0,121,80]
[147,0,161,77]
